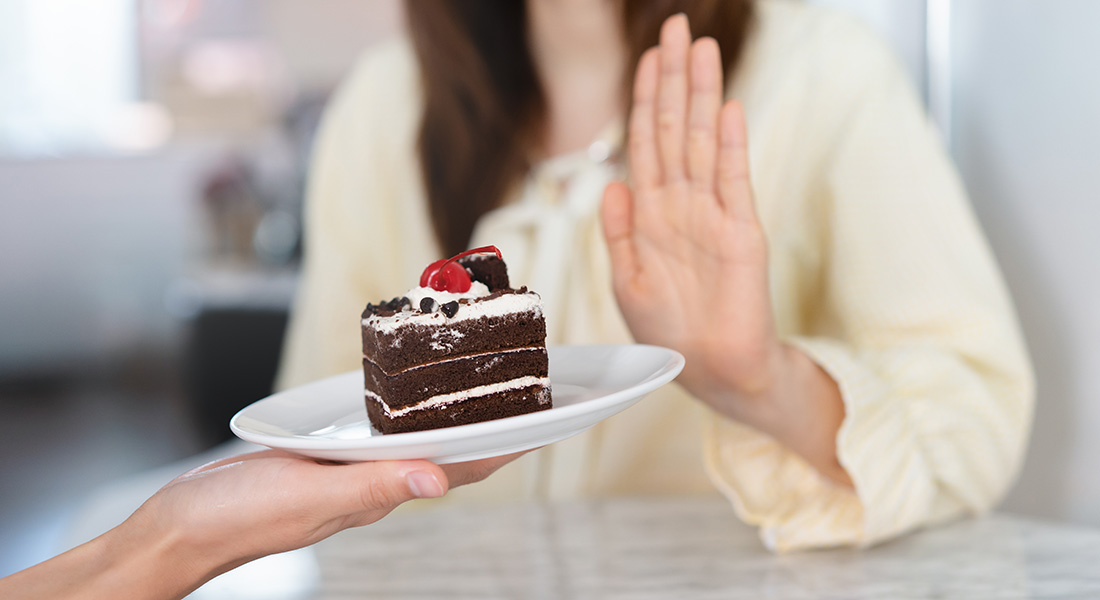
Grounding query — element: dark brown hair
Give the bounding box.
[406,0,754,256]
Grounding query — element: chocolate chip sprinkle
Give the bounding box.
[440,300,459,318]
[419,297,437,313]
[365,296,410,317]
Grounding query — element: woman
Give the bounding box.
[279,0,1033,551]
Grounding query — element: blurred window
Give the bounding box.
[0,0,168,157]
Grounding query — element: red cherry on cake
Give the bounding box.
[430,260,472,292]
[420,245,503,293]
[419,259,447,288]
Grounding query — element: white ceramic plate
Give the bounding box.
[230,344,683,464]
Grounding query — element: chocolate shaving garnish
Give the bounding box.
[458,254,510,291]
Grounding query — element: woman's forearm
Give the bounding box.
[686,343,853,487]
[767,344,852,486]
[0,451,520,599]
[0,516,219,600]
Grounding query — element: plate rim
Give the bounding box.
[230,343,684,451]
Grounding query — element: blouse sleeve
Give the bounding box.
[704,21,1035,552]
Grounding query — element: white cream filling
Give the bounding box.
[363,290,542,333]
[367,376,550,418]
[362,346,545,376]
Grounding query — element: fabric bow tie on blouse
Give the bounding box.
[470,130,628,347]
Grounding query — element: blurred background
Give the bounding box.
[1,0,1098,580]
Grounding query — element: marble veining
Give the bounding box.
[313,498,1100,599]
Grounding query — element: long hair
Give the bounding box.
[406,0,755,256]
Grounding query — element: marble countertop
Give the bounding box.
[308,497,1100,599]
[65,452,1100,600]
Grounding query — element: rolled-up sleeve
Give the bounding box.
[705,22,1034,552]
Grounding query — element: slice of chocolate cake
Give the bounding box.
[361,246,552,434]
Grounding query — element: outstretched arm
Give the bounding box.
[0,451,518,599]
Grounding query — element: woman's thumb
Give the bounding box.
[348,460,449,512]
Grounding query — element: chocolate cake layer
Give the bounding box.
[362,348,548,410]
[365,384,551,434]
[362,311,546,373]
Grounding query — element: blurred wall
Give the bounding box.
[948,0,1100,525]
[0,146,213,376]
[0,1,402,378]
[263,0,402,90]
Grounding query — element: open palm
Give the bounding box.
[601,15,781,414]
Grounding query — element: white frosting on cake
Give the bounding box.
[367,376,551,417]
[363,289,542,334]
[404,281,490,308]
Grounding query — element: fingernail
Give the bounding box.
[406,471,444,498]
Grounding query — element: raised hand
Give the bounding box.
[601,14,779,420]
[601,14,849,483]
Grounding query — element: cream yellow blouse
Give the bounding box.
[276,0,1034,552]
